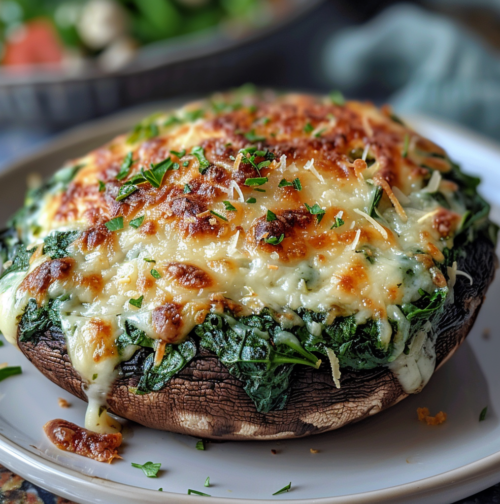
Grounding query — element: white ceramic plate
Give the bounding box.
[0,109,500,504]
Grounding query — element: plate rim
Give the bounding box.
[1,107,500,504]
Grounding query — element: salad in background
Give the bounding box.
[0,0,283,72]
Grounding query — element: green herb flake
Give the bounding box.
[305,203,326,223]
[196,440,205,450]
[98,180,106,192]
[191,146,211,173]
[142,157,173,188]
[130,216,145,229]
[105,217,124,232]
[171,149,186,158]
[243,129,266,143]
[131,461,161,478]
[188,490,211,497]
[185,109,204,122]
[0,340,3,347]
[116,184,138,202]
[331,217,345,229]
[266,210,277,222]
[164,116,182,127]
[151,269,161,280]
[314,127,327,138]
[278,179,293,188]
[210,210,228,222]
[244,177,268,187]
[330,90,345,106]
[293,178,302,191]
[255,188,266,193]
[159,488,163,492]
[480,406,488,422]
[0,366,22,382]
[116,152,135,181]
[246,197,257,204]
[129,296,144,309]
[304,122,314,134]
[184,184,192,194]
[223,201,237,212]
[273,482,292,496]
[144,258,156,263]
[182,161,190,167]
[92,373,98,380]
[402,133,410,158]
[264,234,285,246]
[204,477,210,487]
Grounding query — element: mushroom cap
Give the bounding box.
[18,235,496,440]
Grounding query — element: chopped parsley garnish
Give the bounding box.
[0,340,3,347]
[92,373,98,380]
[127,121,159,144]
[98,180,106,192]
[188,490,211,497]
[243,129,266,143]
[171,149,186,158]
[204,477,210,487]
[142,157,173,188]
[116,152,135,180]
[0,366,22,382]
[151,269,161,279]
[304,122,314,133]
[390,113,405,126]
[330,90,345,106]
[264,234,284,245]
[131,461,161,478]
[255,188,266,193]
[278,178,302,190]
[210,210,228,222]
[223,201,237,211]
[116,184,138,202]
[182,161,189,167]
[130,216,145,229]
[266,210,277,222]
[184,184,192,194]
[144,258,156,263]
[246,197,256,203]
[331,217,345,229]
[273,482,292,496]
[314,127,327,138]
[260,117,270,125]
[305,203,326,223]
[191,146,210,173]
[258,160,271,170]
[248,105,257,113]
[163,115,182,127]
[196,440,205,450]
[105,217,124,232]
[245,177,268,187]
[129,296,144,309]
[402,133,410,158]
[185,109,204,122]
[238,146,275,174]
[480,406,488,422]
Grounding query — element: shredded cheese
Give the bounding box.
[417,209,440,223]
[233,152,242,172]
[304,159,325,184]
[278,154,287,171]
[326,348,341,388]
[423,171,442,194]
[376,177,408,222]
[351,229,361,250]
[392,186,410,205]
[362,115,373,137]
[229,180,244,203]
[362,144,370,161]
[353,208,389,240]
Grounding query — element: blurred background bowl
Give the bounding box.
[0,0,324,128]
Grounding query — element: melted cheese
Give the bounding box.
[0,93,470,430]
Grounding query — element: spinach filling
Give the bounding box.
[8,157,499,414]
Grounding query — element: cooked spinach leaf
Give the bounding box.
[401,288,447,322]
[18,296,68,343]
[43,231,79,259]
[299,310,393,370]
[195,312,319,413]
[0,242,37,281]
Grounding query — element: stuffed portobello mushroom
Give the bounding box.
[0,91,497,441]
